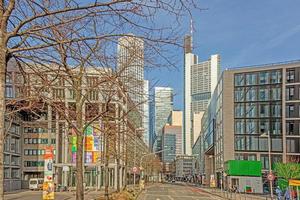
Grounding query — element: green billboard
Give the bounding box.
[225,160,262,177]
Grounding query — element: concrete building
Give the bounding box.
[195,60,300,188]
[5,64,149,191]
[175,155,196,179]
[167,110,183,126]
[143,80,150,145]
[152,87,173,153]
[183,35,221,155]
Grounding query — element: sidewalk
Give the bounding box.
[188,183,271,200]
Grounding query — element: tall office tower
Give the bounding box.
[183,35,221,155]
[117,35,144,114]
[153,87,173,153]
[143,80,150,145]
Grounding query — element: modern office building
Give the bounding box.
[143,80,150,145]
[183,35,221,155]
[175,155,196,179]
[153,87,173,153]
[195,60,300,188]
[117,34,144,115]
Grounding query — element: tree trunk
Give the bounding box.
[104,132,109,200]
[76,134,84,200]
[0,46,7,200]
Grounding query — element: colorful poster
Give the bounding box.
[85,126,93,135]
[44,147,54,200]
[85,136,94,151]
[72,152,76,163]
[71,136,77,152]
[92,152,99,163]
[85,152,93,163]
[93,124,101,136]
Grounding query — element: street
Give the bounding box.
[4,190,104,200]
[138,183,222,200]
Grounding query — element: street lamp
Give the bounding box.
[260,131,274,200]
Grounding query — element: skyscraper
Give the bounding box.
[143,80,150,145]
[183,35,220,155]
[152,87,173,152]
[117,35,144,113]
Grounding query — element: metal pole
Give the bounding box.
[268,131,274,200]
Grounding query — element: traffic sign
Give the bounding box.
[267,173,275,181]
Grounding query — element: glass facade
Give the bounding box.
[234,69,283,167]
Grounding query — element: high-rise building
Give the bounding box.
[117,35,144,113]
[153,87,173,152]
[183,35,220,155]
[162,110,183,163]
[195,60,300,188]
[143,80,150,145]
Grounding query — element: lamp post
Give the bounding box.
[261,131,274,200]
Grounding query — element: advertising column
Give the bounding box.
[43,146,54,200]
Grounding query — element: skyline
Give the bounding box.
[146,0,300,110]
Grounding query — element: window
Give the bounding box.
[10,138,16,152]
[271,138,282,152]
[51,139,56,144]
[11,169,20,179]
[235,136,245,150]
[246,73,257,85]
[246,120,257,134]
[4,168,10,179]
[286,121,295,135]
[245,87,257,101]
[235,120,245,134]
[259,103,270,117]
[5,86,14,98]
[235,88,244,102]
[235,74,245,86]
[259,138,268,151]
[52,88,65,99]
[259,88,269,101]
[287,138,300,153]
[286,105,295,118]
[88,90,99,101]
[68,89,75,100]
[261,155,269,170]
[287,69,295,83]
[271,103,281,117]
[286,87,295,100]
[270,70,281,84]
[271,87,281,100]
[4,154,10,165]
[259,71,269,84]
[11,156,20,165]
[245,103,257,118]
[245,136,259,151]
[271,120,282,135]
[235,104,244,118]
[259,120,270,134]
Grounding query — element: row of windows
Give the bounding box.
[235,70,282,86]
[235,154,282,170]
[4,168,20,179]
[24,161,44,167]
[235,86,281,102]
[24,138,56,144]
[235,119,282,135]
[235,103,281,118]
[235,136,282,152]
[191,92,211,101]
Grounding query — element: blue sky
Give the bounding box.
[145,0,300,110]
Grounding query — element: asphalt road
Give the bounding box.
[137,183,222,200]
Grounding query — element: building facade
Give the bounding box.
[143,80,150,145]
[195,60,300,188]
[183,35,220,155]
[152,87,173,152]
[175,155,196,179]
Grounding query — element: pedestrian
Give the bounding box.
[275,186,282,200]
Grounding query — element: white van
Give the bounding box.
[29,178,44,190]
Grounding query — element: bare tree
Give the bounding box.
[0,0,197,199]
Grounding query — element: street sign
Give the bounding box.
[132,166,138,174]
[267,173,275,181]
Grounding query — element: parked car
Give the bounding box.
[29,178,44,190]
